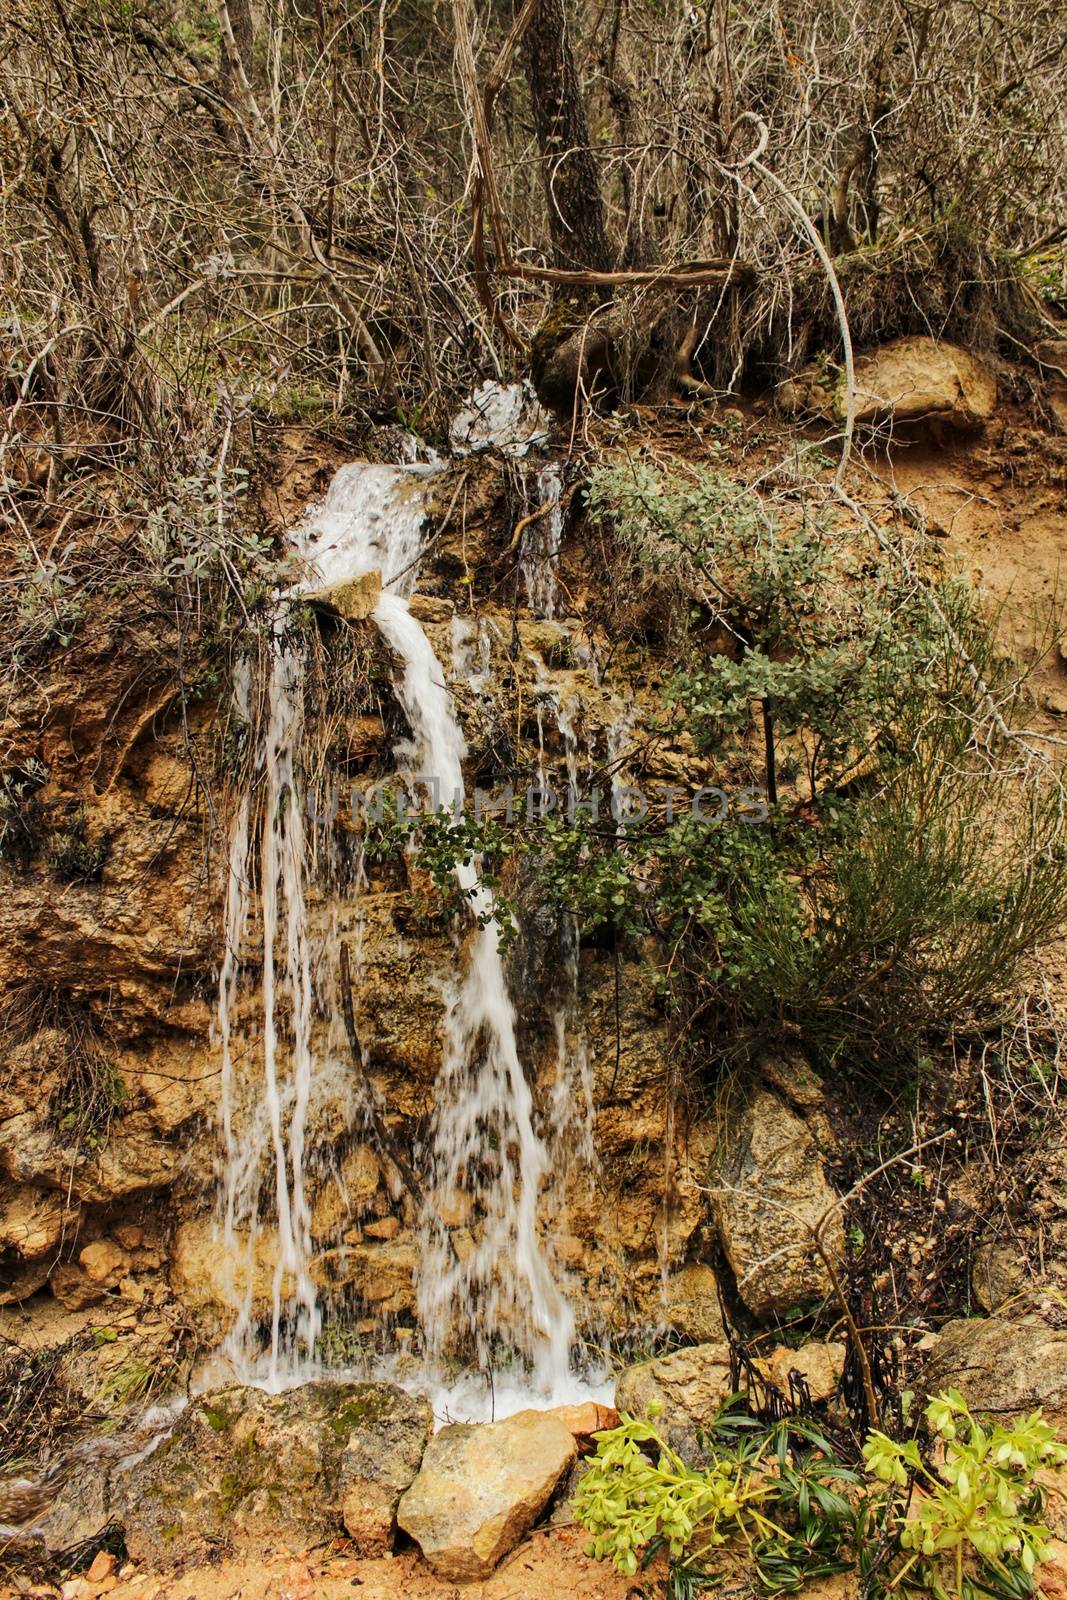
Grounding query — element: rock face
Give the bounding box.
[711,1086,843,1318]
[121,1381,431,1563]
[664,1263,725,1344]
[615,1342,735,1455]
[920,1318,1067,1428]
[397,1409,576,1581]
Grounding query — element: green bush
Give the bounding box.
[548,459,1067,1065]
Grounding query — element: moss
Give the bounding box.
[202,1403,233,1432]
[325,1387,398,1440]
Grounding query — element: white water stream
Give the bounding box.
[216,440,600,1411]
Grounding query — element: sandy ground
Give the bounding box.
[5,1529,650,1600]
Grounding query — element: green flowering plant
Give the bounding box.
[573,1403,860,1595]
[863,1388,1067,1599]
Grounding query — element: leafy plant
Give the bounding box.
[863,1389,1067,1600]
[0,758,48,867]
[45,808,107,884]
[574,1404,861,1596]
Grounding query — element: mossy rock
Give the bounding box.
[117,1379,432,1566]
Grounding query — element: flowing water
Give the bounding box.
[215,449,597,1407]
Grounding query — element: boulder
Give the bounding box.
[778,339,997,434]
[843,338,996,431]
[919,1317,1067,1429]
[120,1380,431,1564]
[397,1409,576,1580]
[710,1087,843,1318]
[614,1342,735,1456]
[340,1388,435,1555]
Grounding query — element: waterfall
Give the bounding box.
[520,462,564,621]
[216,454,579,1395]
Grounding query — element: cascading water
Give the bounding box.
[520,462,564,621]
[215,446,591,1404]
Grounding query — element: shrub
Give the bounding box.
[557,459,1067,1066]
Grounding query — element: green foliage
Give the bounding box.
[45,808,107,884]
[577,1394,1066,1600]
[864,1389,1067,1600]
[0,757,47,867]
[562,458,1067,1063]
[48,1049,130,1152]
[574,1405,860,1596]
[366,795,519,937]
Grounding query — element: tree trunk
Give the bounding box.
[520,0,612,272]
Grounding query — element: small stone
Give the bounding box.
[397,1410,576,1580]
[118,1275,145,1303]
[49,1262,105,1311]
[541,1402,619,1454]
[79,1239,131,1287]
[112,1225,145,1251]
[757,1340,846,1404]
[362,1217,400,1241]
[60,1582,88,1599]
[1044,691,1067,717]
[86,1553,117,1584]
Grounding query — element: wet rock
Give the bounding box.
[9,1458,115,1555]
[845,338,996,431]
[919,1317,1067,1427]
[449,380,551,457]
[397,1409,576,1580]
[711,1086,843,1319]
[304,569,382,622]
[121,1380,429,1563]
[614,1342,734,1455]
